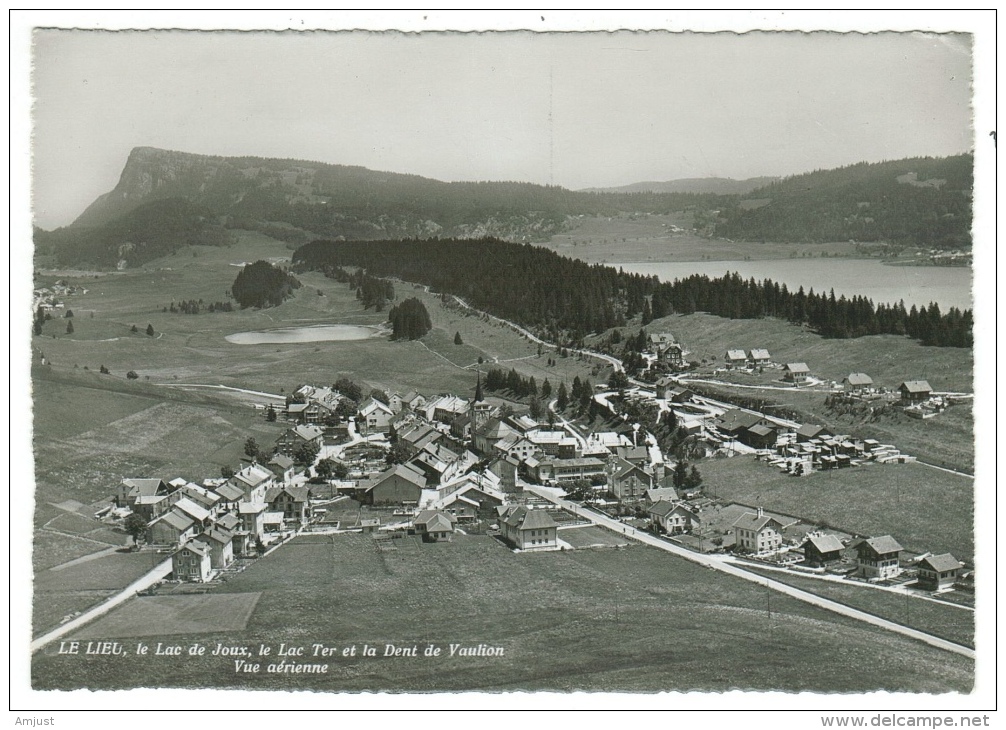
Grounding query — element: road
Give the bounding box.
[523,484,973,659]
[31,557,173,654]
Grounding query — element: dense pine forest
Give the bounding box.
[231,260,301,309]
[293,238,972,348]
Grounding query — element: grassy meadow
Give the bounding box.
[699,456,974,563]
[32,533,973,693]
[738,566,975,649]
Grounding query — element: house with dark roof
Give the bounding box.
[172,541,212,582]
[795,424,834,443]
[360,464,427,506]
[212,481,246,510]
[716,409,767,438]
[802,533,846,567]
[608,457,653,502]
[229,464,275,503]
[732,509,784,554]
[116,478,170,513]
[783,363,811,384]
[265,486,310,523]
[413,510,456,542]
[265,453,296,483]
[854,535,903,580]
[497,505,558,551]
[742,423,777,450]
[474,418,517,456]
[915,553,962,591]
[898,380,933,403]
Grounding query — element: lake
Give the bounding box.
[226,324,385,345]
[612,259,973,311]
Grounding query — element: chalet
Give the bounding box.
[608,457,653,502]
[648,500,701,535]
[360,464,426,506]
[783,363,811,384]
[644,486,679,506]
[843,373,874,393]
[741,423,777,450]
[275,425,324,455]
[898,380,933,403]
[795,424,833,443]
[748,349,771,366]
[725,349,748,368]
[854,535,903,580]
[732,509,784,554]
[147,509,197,546]
[265,485,310,524]
[650,337,684,368]
[172,541,212,582]
[194,527,235,569]
[359,398,394,434]
[497,505,558,551]
[802,533,846,567]
[286,401,331,424]
[916,553,963,591]
[413,510,456,542]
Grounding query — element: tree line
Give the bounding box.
[293,239,971,348]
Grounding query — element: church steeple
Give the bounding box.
[475,370,484,403]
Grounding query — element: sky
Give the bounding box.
[31,28,974,229]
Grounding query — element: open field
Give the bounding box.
[699,456,974,563]
[32,549,160,637]
[539,214,865,264]
[557,524,630,549]
[32,533,972,692]
[737,566,974,649]
[76,593,262,640]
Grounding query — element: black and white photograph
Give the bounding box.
[11,10,996,718]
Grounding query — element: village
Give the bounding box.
[103,329,971,612]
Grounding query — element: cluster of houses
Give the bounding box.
[723,348,774,370]
[33,280,86,314]
[115,453,311,583]
[642,333,687,371]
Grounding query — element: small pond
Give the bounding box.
[226,324,384,345]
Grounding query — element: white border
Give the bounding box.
[9,9,998,718]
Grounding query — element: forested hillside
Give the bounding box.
[293,238,971,348]
[713,155,973,248]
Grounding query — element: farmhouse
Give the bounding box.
[801,533,846,567]
[497,505,558,551]
[360,464,427,506]
[171,541,212,583]
[915,553,962,591]
[783,363,811,384]
[413,510,456,542]
[742,423,777,450]
[172,497,212,530]
[229,464,275,503]
[898,380,933,403]
[275,425,324,456]
[732,509,784,554]
[854,535,903,580]
[748,349,771,365]
[725,349,748,368]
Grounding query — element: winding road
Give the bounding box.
[523,484,973,659]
